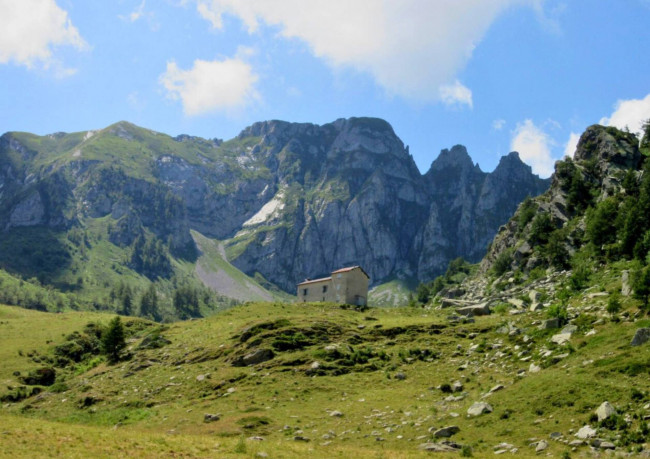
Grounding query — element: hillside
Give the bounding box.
[1,290,649,457]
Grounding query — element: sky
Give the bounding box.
[1,0,649,178]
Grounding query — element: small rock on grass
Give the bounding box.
[467,402,493,417]
[204,413,220,423]
[575,425,597,439]
[433,426,460,438]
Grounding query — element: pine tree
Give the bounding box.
[101,316,126,364]
[139,284,160,321]
[120,285,133,316]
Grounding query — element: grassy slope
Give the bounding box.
[1,268,649,458]
[192,231,293,303]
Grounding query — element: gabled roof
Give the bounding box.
[297,266,370,286]
[331,266,370,279]
[297,276,332,286]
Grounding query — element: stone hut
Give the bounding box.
[296,266,369,306]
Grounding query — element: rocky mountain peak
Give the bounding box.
[574,124,641,170]
[491,151,537,180]
[427,145,477,174]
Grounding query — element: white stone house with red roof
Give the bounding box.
[296,266,369,306]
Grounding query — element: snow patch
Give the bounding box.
[83,130,96,141]
[243,188,286,227]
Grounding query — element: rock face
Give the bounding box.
[0,118,549,292]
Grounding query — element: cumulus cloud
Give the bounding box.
[510,119,557,177]
[0,0,87,72]
[439,80,473,109]
[564,132,580,158]
[599,93,650,138]
[192,0,536,103]
[159,55,259,115]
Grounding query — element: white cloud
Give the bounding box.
[492,119,506,131]
[599,93,650,138]
[159,55,259,115]
[192,0,536,103]
[122,0,146,22]
[564,132,580,158]
[439,80,473,109]
[0,0,87,72]
[510,119,557,177]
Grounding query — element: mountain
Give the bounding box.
[0,118,548,305]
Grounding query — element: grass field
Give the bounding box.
[1,287,649,457]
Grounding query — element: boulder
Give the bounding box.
[456,303,491,317]
[551,333,572,345]
[535,440,548,452]
[622,270,632,296]
[540,318,560,330]
[575,425,597,439]
[596,401,616,422]
[418,442,460,452]
[467,402,493,417]
[433,426,460,438]
[631,328,650,347]
[232,348,275,367]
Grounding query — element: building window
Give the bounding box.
[322,285,328,293]
[303,288,308,296]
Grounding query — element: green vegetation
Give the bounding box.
[0,290,648,457]
[101,317,126,363]
[412,257,474,305]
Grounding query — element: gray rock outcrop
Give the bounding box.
[631,328,650,347]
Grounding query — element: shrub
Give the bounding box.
[460,445,473,457]
[606,292,622,315]
[20,367,56,386]
[547,304,568,326]
[529,213,555,246]
[493,250,513,276]
[517,197,537,230]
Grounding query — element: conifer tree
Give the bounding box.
[101,316,126,364]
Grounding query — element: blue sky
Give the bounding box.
[1,0,649,177]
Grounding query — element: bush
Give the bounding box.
[530,213,555,246]
[633,266,650,310]
[493,250,513,276]
[20,367,56,386]
[547,304,568,326]
[606,292,622,315]
[517,197,537,230]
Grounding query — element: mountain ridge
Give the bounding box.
[0,117,549,300]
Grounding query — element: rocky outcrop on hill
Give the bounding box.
[0,118,549,292]
[478,125,641,277]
